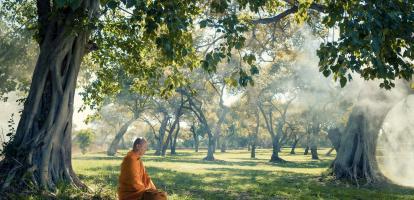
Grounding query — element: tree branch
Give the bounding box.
[252,3,326,25]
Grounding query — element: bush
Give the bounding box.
[76,129,95,154]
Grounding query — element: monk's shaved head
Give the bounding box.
[133,137,147,151]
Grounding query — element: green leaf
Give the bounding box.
[322,70,331,77]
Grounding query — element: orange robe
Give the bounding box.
[118,151,157,200]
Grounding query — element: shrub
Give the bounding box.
[76,129,95,154]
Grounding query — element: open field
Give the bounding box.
[70,148,414,200]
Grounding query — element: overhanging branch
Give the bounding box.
[252,3,326,25]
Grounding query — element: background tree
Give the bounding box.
[74,129,94,155]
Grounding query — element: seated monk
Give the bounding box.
[118,137,167,200]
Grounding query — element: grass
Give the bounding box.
[72,148,414,200]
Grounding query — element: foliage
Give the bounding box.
[0,2,37,100]
[0,114,16,157]
[318,1,414,89]
[75,129,95,154]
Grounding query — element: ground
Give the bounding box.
[68,148,414,200]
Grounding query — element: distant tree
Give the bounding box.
[75,129,94,155]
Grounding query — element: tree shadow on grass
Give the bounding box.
[73,155,123,161]
[269,158,332,169]
[140,156,332,169]
[73,154,330,169]
[202,167,414,199]
[75,158,414,200]
[77,165,242,200]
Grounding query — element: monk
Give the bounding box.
[118,137,167,200]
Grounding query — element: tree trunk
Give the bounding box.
[270,137,284,162]
[250,144,256,159]
[290,138,299,154]
[0,0,99,192]
[331,85,409,184]
[162,101,183,156]
[107,118,135,156]
[304,146,309,155]
[251,111,260,159]
[183,90,215,161]
[120,137,127,149]
[204,134,215,161]
[259,104,286,163]
[327,127,342,152]
[170,121,180,155]
[270,120,285,162]
[154,113,169,156]
[212,111,226,153]
[331,108,382,183]
[161,124,175,157]
[220,139,226,153]
[325,147,335,156]
[191,125,199,153]
[304,129,310,155]
[311,146,319,160]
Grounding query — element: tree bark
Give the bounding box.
[205,134,215,161]
[120,137,127,149]
[170,121,180,155]
[310,131,319,160]
[259,96,293,163]
[271,120,285,162]
[332,108,380,183]
[304,146,309,155]
[182,90,215,161]
[212,86,227,153]
[154,112,169,156]
[161,99,183,156]
[212,108,227,153]
[270,136,284,162]
[290,138,299,154]
[0,0,100,192]
[107,118,135,156]
[250,110,260,159]
[327,127,342,152]
[250,144,256,159]
[190,124,199,153]
[311,146,319,160]
[331,85,409,184]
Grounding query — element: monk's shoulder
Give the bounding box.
[122,152,138,163]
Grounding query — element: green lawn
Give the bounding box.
[72,148,414,200]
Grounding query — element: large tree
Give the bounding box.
[331,83,412,184]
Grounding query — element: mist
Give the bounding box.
[378,95,414,187]
[288,26,414,188]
